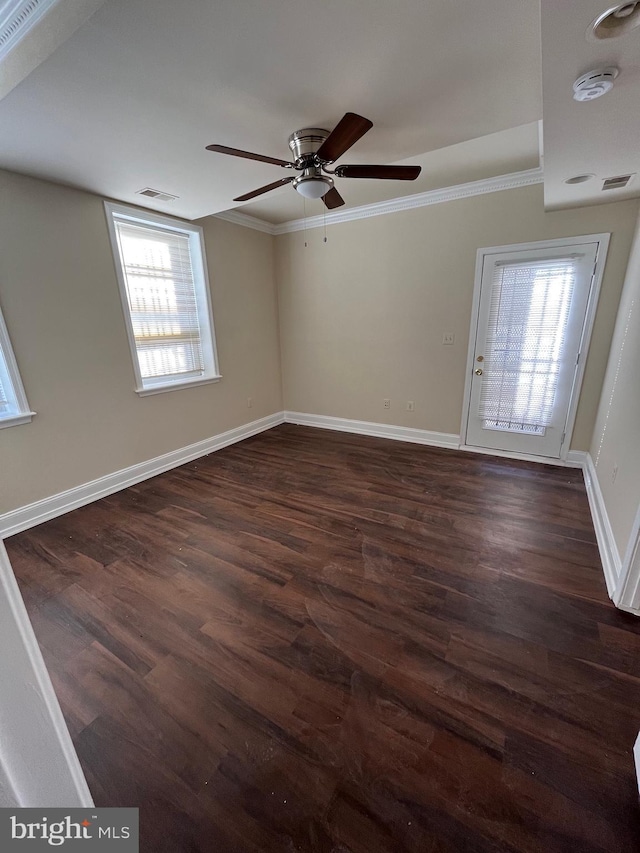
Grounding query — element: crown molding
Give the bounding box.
[214,167,544,236]
[214,209,277,235]
[0,0,107,100]
[0,0,60,62]
[275,167,544,234]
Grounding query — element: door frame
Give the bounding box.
[614,502,640,612]
[459,233,611,463]
[0,540,93,806]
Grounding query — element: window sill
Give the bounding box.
[0,411,36,430]
[135,375,222,397]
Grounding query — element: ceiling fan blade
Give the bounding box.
[233,177,295,202]
[206,144,294,168]
[323,187,345,210]
[335,165,421,180]
[316,112,373,163]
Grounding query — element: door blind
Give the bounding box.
[114,220,205,380]
[478,256,578,434]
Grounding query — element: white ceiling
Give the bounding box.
[2,0,639,221]
[541,0,640,209]
[0,0,543,221]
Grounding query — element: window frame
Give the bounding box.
[0,304,35,429]
[104,201,221,396]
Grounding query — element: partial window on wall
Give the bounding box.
[0,306,34,429]
[104,202,220,395]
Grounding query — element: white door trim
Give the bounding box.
[0,541,93,806]
[614,502,640,612]
[460,233,611,461]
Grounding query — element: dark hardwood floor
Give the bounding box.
[6,424,640,852]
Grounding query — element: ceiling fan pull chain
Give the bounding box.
[303,197,308,248]
[323,206,327,244]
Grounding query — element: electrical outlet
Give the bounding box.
[407,401,415,412]
[443,333,455,345]
[247,397,253,408]
[612,463,618,483]
[383,398,390,409]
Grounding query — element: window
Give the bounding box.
[0,305,34,429]
[105,202,220,395]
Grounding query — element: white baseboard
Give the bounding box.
[582,453,622,598]
[0,408,634,807]
[283,411,459,449]
[0,412,284,539]
[282,412,626,609]
[283,412,589,469]
[566,450,589,468]
[458,444,586,468]
[1,407,630,616]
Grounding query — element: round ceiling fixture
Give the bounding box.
[572,67,619,101]
[293,172,334,199]
[564,174,596,184]
[588,3,640,39]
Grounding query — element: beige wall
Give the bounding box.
[590,209,640,559]
[1,171,638,518]
[0,170,283,514]
[276,184,638,450]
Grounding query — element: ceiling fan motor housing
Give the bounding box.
[288,128,330,164]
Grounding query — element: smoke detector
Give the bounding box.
[572,67,619,101]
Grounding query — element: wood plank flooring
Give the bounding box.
[6,424,640,852]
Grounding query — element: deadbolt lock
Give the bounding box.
[476,355,484,362]
[475,368,483,376]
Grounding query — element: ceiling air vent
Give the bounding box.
[136,188,178,202]
[602,174,635,190]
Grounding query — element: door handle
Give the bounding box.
[475,368,483,376]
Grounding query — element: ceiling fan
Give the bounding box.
[206,112,422,209]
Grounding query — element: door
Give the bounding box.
[464,239,604,458]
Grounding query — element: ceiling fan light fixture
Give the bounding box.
[293,174,334,199]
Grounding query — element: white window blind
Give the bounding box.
[0,356,11,415]
[0,306,33,428]
[478,256,577,434]
[114,221,205,381]
[106,203,219,395]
